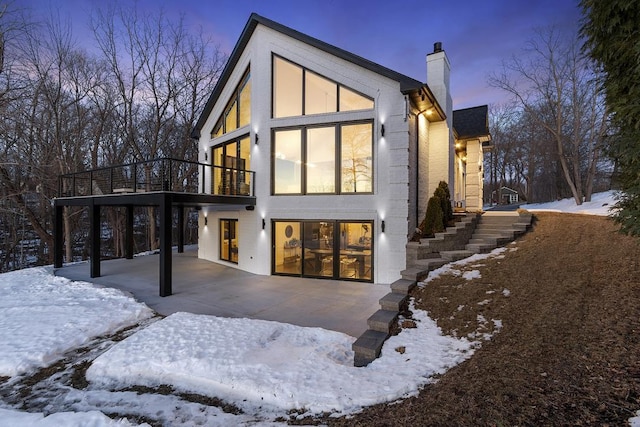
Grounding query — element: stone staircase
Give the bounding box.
[352,210,533,367]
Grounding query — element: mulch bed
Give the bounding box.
[327,212,640,426]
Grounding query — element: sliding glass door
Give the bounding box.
[272,219,373,282]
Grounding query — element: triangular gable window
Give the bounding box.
[273,55,373,119]
[211,68,251,139]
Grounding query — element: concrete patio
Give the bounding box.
[54,246,389,338]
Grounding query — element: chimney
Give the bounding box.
[426,41,452,117]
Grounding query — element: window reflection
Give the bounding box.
[341,123,373,193]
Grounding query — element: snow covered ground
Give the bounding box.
[0,264,484,425]
[521,190,617,216]
[0,191,633,426]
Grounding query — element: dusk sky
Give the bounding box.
[20,0,583,109]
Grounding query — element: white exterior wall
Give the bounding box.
[416,113,431,226]
[464,140,484,211]
[197,25,413,285]
[426,50,455,202]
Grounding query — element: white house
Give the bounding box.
[191,13,491,286]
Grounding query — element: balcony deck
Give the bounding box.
[53,158,257,298]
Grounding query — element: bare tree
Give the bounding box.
[91,4,225,250]
[489,26,609,205]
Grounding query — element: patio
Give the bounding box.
[54,246,389,338]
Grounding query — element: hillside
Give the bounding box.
[329,212,640,426]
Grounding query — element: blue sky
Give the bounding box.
[20,0,582,109]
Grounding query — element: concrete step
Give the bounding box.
[353,329,389,367]
[474,224,527,233]
[379,292,408,311]
[390,278,416,295]
[440,250,474,261]
[413,257,449,270]
[418,236,444,245]
[466,242,496,253]
[401,267,431,282]
[473,232,515,240]
[367,309,399,333]
[400,267,423,281]
[471,234,512,245]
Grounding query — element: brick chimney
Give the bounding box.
[426,41,452,119]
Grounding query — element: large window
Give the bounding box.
[211,69,251,138]
[212,136,251,195]
[273,220,373,282]
[341,123,373,193]
[272,55,374,118]
[272,122,372,195]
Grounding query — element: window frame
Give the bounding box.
[271,219,374,282]
[271,120,374,196]
[211,134,251,195]
[211,68,251,139]
[219,218,238,264]
[271,54,374,119]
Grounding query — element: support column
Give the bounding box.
[159,195,172,297]
[177,207,184,254]
[53,203,64,268]
[90,201,101,278]
[125,205,134,259]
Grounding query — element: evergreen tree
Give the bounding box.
[423,196,444,236]
[581,0,640,235]
[438,181,454,224]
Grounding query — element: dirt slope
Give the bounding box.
[329,212,640,426]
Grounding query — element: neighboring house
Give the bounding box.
[493,186,520,204]
[452,105,492,211]
[191,13,491,286]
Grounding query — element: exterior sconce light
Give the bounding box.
[204,216,208,226]
[204,151,208,161]
[255,133,259,145]
[381,220,386,233]
[381,124,385,137]
[262,218,266,230]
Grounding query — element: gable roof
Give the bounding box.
[452,105,490,140]
[192,13,443,138]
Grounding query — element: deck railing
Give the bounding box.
[58,158,255,198]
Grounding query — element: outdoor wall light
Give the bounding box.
[255,133,259,145]
[262,218,266,230]
[204,216,208,226]
[381,220,386,233]
[381,124,385,137]
[204,151,208,161]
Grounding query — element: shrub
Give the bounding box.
[423,195,444,236]
[438,181,454,224]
